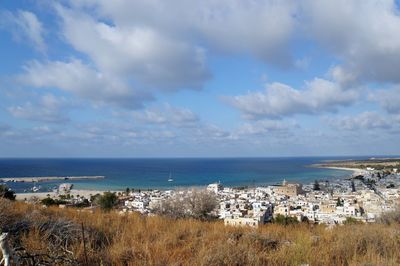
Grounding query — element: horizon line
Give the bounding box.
[1,155,399,160]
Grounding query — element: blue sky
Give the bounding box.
[0,0,400,157]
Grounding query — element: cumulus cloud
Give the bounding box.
[18,59,152,109]
[227,78,359,119]
[370,85,400,114]
[132,104,199,127]
[304,0,400,84]
[55,3,211,91]
[66,0,296,67]
[8,94,70,123]
[194,0,296,66]
[0,9,45,52]
[72,122,178,145]
[235,120,297,136]
[328,112,396,131]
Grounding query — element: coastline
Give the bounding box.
[15,189,121,201]
[312,165,365,176]
[0,175,105,183]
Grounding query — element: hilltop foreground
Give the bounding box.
[1,199,400,266]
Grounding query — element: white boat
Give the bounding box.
[167,172,174,182]
[32,185,41,192]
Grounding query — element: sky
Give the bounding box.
[0,0,400,158]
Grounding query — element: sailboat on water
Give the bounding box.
[167,172,174,182]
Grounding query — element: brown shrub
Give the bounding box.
[2,200,400,265]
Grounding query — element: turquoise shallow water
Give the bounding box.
[0,157,357,192]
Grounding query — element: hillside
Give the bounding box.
[313,158,400,171]
[1,198,400,266]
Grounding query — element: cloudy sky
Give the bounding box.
[1,0,400,157]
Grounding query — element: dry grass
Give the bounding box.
[1,199,400,265]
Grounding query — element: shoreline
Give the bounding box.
[312,165,365,176]
[317,166,365,174]
[15,189,121,201]
[9,165,362,197]
[0,175,105,183]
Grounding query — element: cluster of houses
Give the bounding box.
[121,169,400,227]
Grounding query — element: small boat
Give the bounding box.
[167,172,174,182]
[32,185,41,192]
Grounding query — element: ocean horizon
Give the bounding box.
[0,156,369,193]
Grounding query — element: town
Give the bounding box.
[118,167,400,227]
[7,167,399,228]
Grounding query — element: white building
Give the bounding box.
[207,183,223,194]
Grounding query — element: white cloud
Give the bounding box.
[304,0,400,84]
[194,0,296,66]
[132,104,199,127]
[227,78,359,119]
[327,112,396,131]
[236,120,297,136]
[370,85,400,114]
[67,0,296,67]
[0,9,45,52]
[55,4,211,91]
[8,94,70,123]
[18,59,152,109]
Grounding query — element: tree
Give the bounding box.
[336,197,343,207]
[41,197,67,206]
[273,214,299,225]
[313,180,320,191]
[301,216,310,223]
[155,189,218,220]
[351,180,356,192]
[0,185,16,200]
[187,190,218,220]
[41,197,56,206]
[95,192,118,211]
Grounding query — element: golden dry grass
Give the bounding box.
[2,200,400,265]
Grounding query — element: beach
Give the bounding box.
[15,189,119,201]
[315,166,365,175]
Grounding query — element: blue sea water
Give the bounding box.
[0,157,359,193]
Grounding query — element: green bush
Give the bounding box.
[41,197,56,206]
[41,197,68,206]
[0,184,16,200]
[343,217,361,224]
[273,214,299,225]
[96,192,118,211]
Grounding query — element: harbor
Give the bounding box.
[0,175,105,183]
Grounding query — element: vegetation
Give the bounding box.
[41,197,67,206]
[95,192,118,211]
[313,180,321,191]
[343,217,361,225]
[351,180,356,192]
[314,158,400,172]
[154,189,218,220]
[336,197,343,207]
[0,184,15,200]
[377,207,400,225]
[273,214,299,225]
[2,198,400,265]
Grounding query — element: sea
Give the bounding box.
[0,157,361,193]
